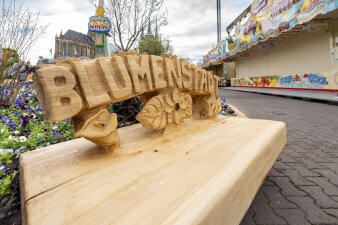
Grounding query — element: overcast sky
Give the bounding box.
[18,0,251,64]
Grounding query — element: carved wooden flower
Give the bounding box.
[136,88,192,130]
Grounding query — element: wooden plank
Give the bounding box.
[20,116,287,225]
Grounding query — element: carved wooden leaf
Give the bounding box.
[75,109,117,138]
[136,95,168,130]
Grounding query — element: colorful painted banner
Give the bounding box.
[88,15,111,33]
[228,0,337,57]
[231,72,338,90]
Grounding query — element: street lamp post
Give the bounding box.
[217,0,221,45]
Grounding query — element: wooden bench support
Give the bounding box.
[20,116,287,225]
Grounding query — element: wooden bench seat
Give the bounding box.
[20,116,287,225]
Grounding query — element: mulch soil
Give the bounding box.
[0,156,21,225]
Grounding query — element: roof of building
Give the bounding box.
[62,30,94,45]
[109,43,120,54]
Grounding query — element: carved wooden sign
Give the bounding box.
[33,51,221,150]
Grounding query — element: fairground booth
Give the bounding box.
[211,0,338,100]
[202,41,236,87]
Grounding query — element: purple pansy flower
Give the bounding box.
[52,131,58,137]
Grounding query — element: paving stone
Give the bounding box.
[325,157,338,164]
[286,163,320,177]
[274,209,311,225]
[287,196,338,224]
[299,186,338,208]
[307,151,330,163]
[295,158,327,169]
[310,150,335,158]
[306,177,338,195]
[319,163,338,173]
[283,149,305,158]
[263,178,275,186]
[281,170,314,186]
[278,153,298,163]
[268,168,286,177]
[269,177,306,196]
[261,186,297,209]
[251,191,287,224]
[313,169,338,185]
[330,152,338,158]
[273,161,292,170]
[324,209,338,219]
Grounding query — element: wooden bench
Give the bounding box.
[20,116,287,225]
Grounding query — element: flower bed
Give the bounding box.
[0,82,237,224]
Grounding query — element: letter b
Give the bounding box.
[33,66,83,123]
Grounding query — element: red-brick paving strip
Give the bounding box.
[218,89,338,225]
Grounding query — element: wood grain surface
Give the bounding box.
[20,116,287,225]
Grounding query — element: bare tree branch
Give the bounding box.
[0,0,49,105]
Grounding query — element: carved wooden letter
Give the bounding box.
[181,60,193,90]
[213,75,220,96]
[163,56,182,89]
[199,70,208,93]
[150,55,167,90]
[73,61,111,108]
[193,65,201,91]
[33,66,83,123]
[98,57,133,102]
[126,55,152,94]
[207,71,215,93]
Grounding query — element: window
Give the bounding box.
[63,42,66,56]
[56,41,59,55]
[68,43,72,57]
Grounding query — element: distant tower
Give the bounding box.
[145,19,154,39]
[155,21,159,39]
[147,20,152,35]
[141,29,145,40]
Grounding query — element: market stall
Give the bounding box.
[226,0,338,97]
[202,40,236,87]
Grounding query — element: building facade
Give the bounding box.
[54,30,95,59]
[226,0,338,93]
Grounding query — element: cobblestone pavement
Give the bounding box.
[218,89,338,225]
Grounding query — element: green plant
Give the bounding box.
[0,152,12,165]
[0,170,18,195]
[137,35,173,56]
[226,35,234,44]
